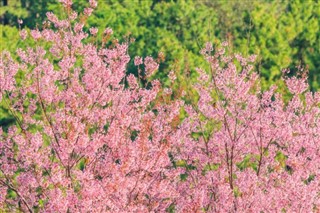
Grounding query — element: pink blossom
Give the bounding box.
[89,27,98,35]
[285,76,308,94]
[222,41,229,46]
[84,8,93,16]
[20,29,27,40]
[134,56,143,66]
[58,0,72,6]
[0,3,182,211]
[200,42,213,55]
[205,42,213,52]
[168,70,176,82]
[89,0,97,8]
[30,29,42,40]
[69,11,78,20]
[196,68,209,82]
[46,12,58,24]
[104,27,113,35]
[1,1,319,212]
[163,88,172,95]
[74,23,84,32]
[127,74,138,88]
[248,54,257,62]
[144,56,159,77]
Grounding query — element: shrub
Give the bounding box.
[171,43,320,211]
[1,0,319,212]
[0,0,181,211]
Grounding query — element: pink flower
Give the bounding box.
[74,23,84,32]
[69,11,77,20]
[30,30,42,40]
[248,54,257,62]
[222,41,229,46]
[104,27,113,35]
[46,12,58,24]
[205,42,213,52]
[84,8,93,16]
[285,76,308,94]
[127,74,138,88]
[1,2,319,212]
[200,42,213,55]
[30,29,42,40]
[20,29,27,40]
[89,27,98,35]
[89,0,97,8]
[58,0,72,6]
[163,88,172,95]
[134,56,143,66]
[196,68,209,82]
[144,56,158,77]
[168,71,176,82]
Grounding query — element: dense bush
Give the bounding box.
[1,1,181,211]
[171,43,320,211]
[1,0,319,212]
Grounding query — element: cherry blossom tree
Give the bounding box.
[1,0,319,212]
[0,0,182,211]
[171,42,320,212]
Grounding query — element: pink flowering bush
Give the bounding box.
[0,1,181,211]
[171,44,320,211]
[1,0,320,212]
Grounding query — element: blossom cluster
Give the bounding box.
[0,0,319,212]
[171,45,320,211]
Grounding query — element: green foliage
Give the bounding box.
[275,151,288,168]
[244,0,320,90]
[236,154,258,172]
[0,0,55,27]
[0,106,15,131]
[0,25,21,52]
[202,163,220,176]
